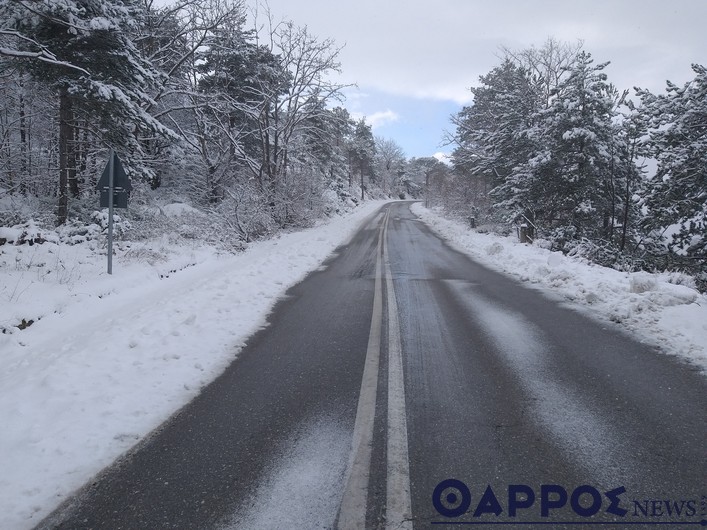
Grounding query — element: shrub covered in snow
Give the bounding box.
[629,272,657,294]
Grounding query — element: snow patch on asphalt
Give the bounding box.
[222,414,350,530]
[452,285,641,487]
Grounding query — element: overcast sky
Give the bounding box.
[250,0,707,159]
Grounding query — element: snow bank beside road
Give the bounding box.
[0,200,385,530]
[411,203,707,373]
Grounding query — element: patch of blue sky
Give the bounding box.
[342,87,463,159]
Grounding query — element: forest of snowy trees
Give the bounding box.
[1,2,704,286]
[0,0,413,243]
[443,39,706,286]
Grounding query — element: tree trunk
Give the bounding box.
[18,78,28,195]
[57,85,72,225]
[78,122,89,184]
[620,165,632,252]
[207,165,221,204]
[620,137,638,252]
[360,161,364,201]
[606,146,616,241]
[68,114,79,198]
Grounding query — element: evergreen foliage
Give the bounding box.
[637,64,707,260]
[447,39,704,281]
[0,0,398,237]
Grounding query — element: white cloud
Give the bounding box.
[434,152,453,166]
[257,0,707,101]
[351,109,400,129]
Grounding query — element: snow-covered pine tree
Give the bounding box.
[452,59,541,223]
[511,52,617,246]
[452,59,538,183]
[2,0,173,224]
[637,64,707,261]
[196,18,289,199]
[314,106,356,199]
[348,119,376,200]
[608,99,646,253]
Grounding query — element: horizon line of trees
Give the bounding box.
[439,38,706,283]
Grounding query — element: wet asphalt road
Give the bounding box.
[39,202,706,529]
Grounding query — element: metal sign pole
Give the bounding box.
[97,148,130,274]
[107,149,114,275]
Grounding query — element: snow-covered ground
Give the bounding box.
[0,200,385,530]
[2,200,705,529]
[411,203,707,374]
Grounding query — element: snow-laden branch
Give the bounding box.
[0,31,90,75]
[144,0,247,111]
[7,0,92,34]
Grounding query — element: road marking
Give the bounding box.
[338,207,413,529]
[337,208,387,530]
[383,212,413,530]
